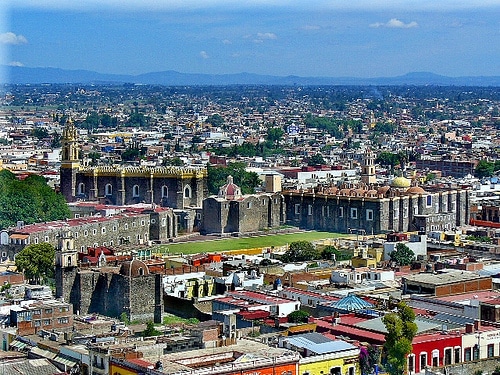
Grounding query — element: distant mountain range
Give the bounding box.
[3,66,500,86]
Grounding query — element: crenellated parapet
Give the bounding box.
[79,165,207,179]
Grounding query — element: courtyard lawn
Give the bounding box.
[154,231,345,255]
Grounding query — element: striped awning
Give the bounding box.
[30,346,58,359]
[54,354,79,368]
[10,339,27,350]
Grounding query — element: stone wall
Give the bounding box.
[58,267,162,323]
[1,208,178,261]
[201,193,285,235]
[284,189,470,235]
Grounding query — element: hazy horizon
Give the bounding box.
[3,1,500,79]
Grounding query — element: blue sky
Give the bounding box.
[2,1,500,78]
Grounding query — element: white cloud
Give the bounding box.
[252,32,277,43]
[222,39,232,45]
[256,32,277,40]
[0,32,28,45]
[8,61,24,67]
[370,18,418,28]
[199,50,209,59]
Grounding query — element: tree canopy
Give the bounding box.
[307,153,326,166]
[382,302,417,375]
[303,113,362,138]
[389,243,415,266]
[205,114,224,127]
[287,310,310,323]
[281,241,320,263]
[15,243,56,284]
[207,162,260,195]
[474,159,500,178]
[143,321,161,337]
[0,170,70,230]
[320,246,353,261]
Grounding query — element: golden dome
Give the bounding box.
[391,176,411,188]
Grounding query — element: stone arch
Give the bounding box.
[105,183,113,196]
[133,185,140,197]
[184,184,192,198]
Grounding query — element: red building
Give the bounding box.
[409,331,462,373]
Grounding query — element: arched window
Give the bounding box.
[161,185,168,198]
[184,185,192,198]
[133,185,140,197]
[67,256,72,266]
[138,268,144,276]
[78,183,85,195]
[105,184,113,196]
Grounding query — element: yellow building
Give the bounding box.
[351,247,384,268]
[280,332,360,375]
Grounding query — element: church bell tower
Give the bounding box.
[60,119,80,202]
[55,227,78,306]
[361,148,376,185]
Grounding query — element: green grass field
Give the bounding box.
[154,231,344,255]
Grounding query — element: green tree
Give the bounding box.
[475,159,495,178]
[32,128,49,140]
[308,153,326,166]
[321,246,353,261]
[50,131,61,148]
[382,302,417,375]
[287,310,310,323]
[15,243,55,284]
[205,114,224,127]
[88,151,101,166]
[389,243,415,266]
[143,321,161,337]
[281,241,320,263]
[0,171,70,229]
[376,152,399,168]
[163,157,184,166]
[84,112,100,131]
[266,127,284,146]
[207,162,260,195]
[127,112,148,127]
[425,172,436,182]
[121,147,143,162]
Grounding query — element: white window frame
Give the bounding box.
[366,209,374,221]
[350,207,358,219]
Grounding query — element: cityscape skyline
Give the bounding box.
[2,0,500,80]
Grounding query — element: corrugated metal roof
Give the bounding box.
[284,333,356,355]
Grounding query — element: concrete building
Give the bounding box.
[402,270,492,297]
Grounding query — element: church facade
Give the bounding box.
[60,120,208,209]
[284,149,470,235]
[201,176,285,235]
